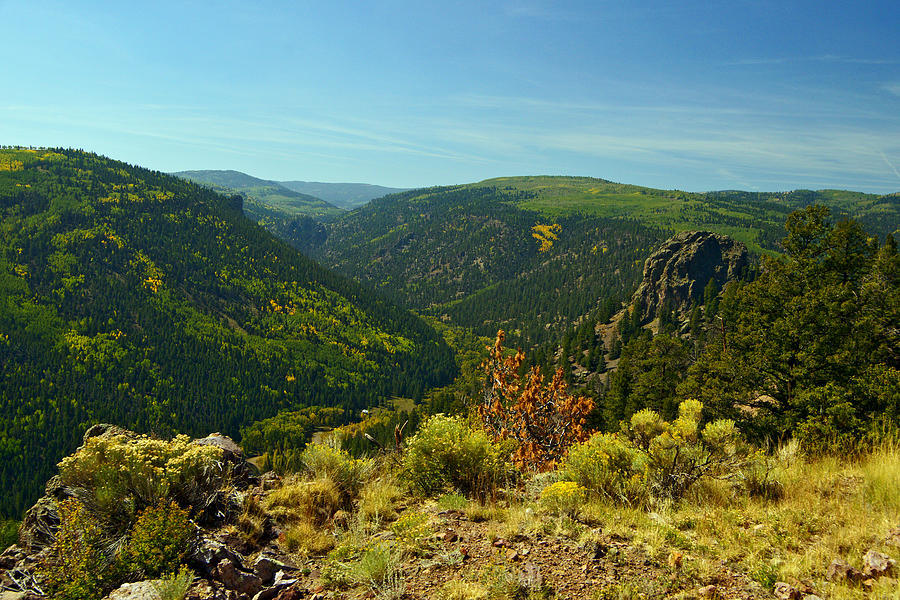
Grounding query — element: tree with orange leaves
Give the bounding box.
[480,330,594,470]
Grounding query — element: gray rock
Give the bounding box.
[193,433,243,457]
[105,580,159,600]
[827,558,864,582]
[773,582,802,600]
[863,550,895,578]
[189,537,244,576]
[215,558,263,596]
[631,230,748,325]
[252,555,295,585]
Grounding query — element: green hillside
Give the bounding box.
[280,180,408,210]
[174,169,344,221]
[0,149,455,517]
[302,185,666,348]
[291,176,898,351]
[474,176,899,254]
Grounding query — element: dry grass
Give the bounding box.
[603,441,900,599]
[263,475,341,526]
[357,477,402,526]
[281,520,336,555]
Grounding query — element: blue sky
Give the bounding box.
[1,1,899,193]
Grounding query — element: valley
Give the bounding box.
[0,148,898,600]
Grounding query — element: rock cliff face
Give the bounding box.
[632,231,748,324]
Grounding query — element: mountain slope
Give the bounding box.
[294,176,898,351]
[302,184,666,347]
[468,177,899,253]
[0,149,454,517]
[279,181,408,210]
[174,169,344,221]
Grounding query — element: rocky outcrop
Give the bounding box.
[0,426,273,599]
[631,230,748,325]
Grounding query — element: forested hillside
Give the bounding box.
[0,149,455,518]
[302,185,665,348]
[285,176,897,351]
[481,176,899,253]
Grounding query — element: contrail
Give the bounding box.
[880,150,900,181]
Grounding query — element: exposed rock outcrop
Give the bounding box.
[1,426,270,598]
[631,230,748,324]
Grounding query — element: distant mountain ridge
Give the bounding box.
[279,181,409,210]
[173,169,344,221]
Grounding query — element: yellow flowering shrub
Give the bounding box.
[539,481,588,516]
[58,433,224,513]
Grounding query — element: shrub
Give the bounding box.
[560,400,762,505]
[401,414,512,500]
[350,543,400,585]
[58,433,223,521]
[117,501,192,580]
[481,331,593,469]
[390,510,432,554]
[539,481,587,516]
[558,432,645,504]
[152,566,195,600]
[41,499,112,600]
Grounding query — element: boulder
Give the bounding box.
[631,230,748,325]
[826,558,864,582]
[105,580,159,600]
[773,582,802,600]
[188,536,245,577]
[215,558,263,596]
[252,555,295,586]
[863,550,895,578]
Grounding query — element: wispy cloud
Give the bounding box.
[885,83,900,97]
[725,55,900,66]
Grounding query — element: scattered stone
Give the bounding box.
[215,558,263,596]
[105,580,159,600]
[886,527,900,547]
[492,538,508,548]
[697,584,717,598]
[773,581,802,600]
[506,548,519,561]
[185,579,229,600]
[802,596,823,600]
[863,550,895,578]
[373,531,396,541]
[189,537,244,576]
[252,555,294,585]
[826,558,864,583]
